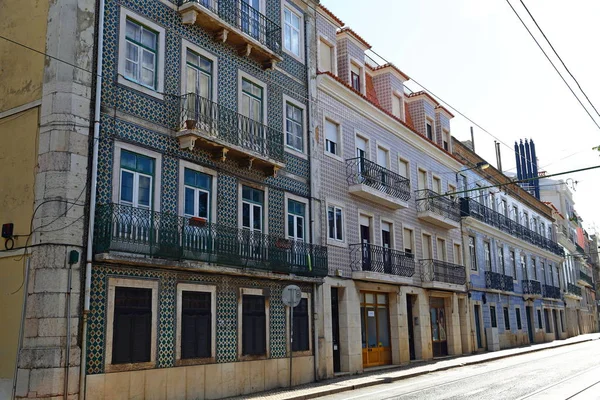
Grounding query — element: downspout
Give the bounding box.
[80,0,105,396]
[64,255,73,399]
[11,258,31,399]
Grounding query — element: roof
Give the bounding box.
[435,105,455,119]
[407,90,439,106]
[337,27,372,49]
[317,4,344,27]
[365,73,379,105]
[370,63,410,81]
[543,202,565,220]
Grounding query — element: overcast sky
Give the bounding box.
[322,0,600,233]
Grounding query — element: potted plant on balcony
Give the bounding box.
[189,216,207,227]
[275,238,292,249]
[186,119,197,130]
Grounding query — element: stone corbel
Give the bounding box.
[216,29,229,43]
[181,10,197,25]
[178,135,196,151]
[211,147,228,162]
[239,44,252,57]
[240,157,255,170]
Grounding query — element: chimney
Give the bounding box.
[495,141,503,173]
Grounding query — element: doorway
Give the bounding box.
[331,287,341,373]
[474,304,482,349]
[360,292,391,368]
[407,294,416,360]
[552,309,559,340]
[430,297,448,357]
[360,215,371,271]
[526,306,534,344]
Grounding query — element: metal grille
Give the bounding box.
[420,259,466,285]
[349,243,415,277]
[415,189,461,222]
[542,284,561,299]
[346,157,411,201]
[567,282,582,297]
[485,271,515,292]
[522,279,542,295]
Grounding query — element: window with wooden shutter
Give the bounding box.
[181,291,211,359]
[112,287,152,364]
[242,295,266,356]
[292,298,309,352]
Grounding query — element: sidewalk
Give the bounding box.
[227,333,600,400]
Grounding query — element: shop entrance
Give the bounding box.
[430,297,448,357]
[360,292,391,368]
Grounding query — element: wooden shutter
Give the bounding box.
[112,287,152,364]
[242,295,266,356]
[292,298,309,352]
[182,291,211,359]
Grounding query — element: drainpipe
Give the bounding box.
[313,282,319,382]
[80,0,105,397]
[64,254,74,399]
[11,258,31,399]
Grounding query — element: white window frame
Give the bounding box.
[178,160,217,221]
[442,128,450,151]
[402,225,415,256]
[118,8,166,100]
[281,2,304,62]
[436,236,447,262]
[105,277,159,371]
[391,90,404,120]
[284,192,309,242]
[421,232,433,260]
[348,57,365,94]
[238,70,268,124]
[398,156,410,185]
[180,39,218,99]
[355,132,370,160]
[175,283,217,363]
[380,218,395,249]
[238,287,270,360]
[453,241,462,265]
[237,182,269,234]
[112,142,162,211]
[287,292,312,355]
[323,116,343,161]
[376,143,391,170]
[417,167,429,191]
[468,235,477,271]
[317,35,336,75]
[484,241,492,271]
[425,117,434,141]
[432,174,442,194]
[326,200,345,247]
[282,94,307,158]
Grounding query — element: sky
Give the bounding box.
[322,0,600,233]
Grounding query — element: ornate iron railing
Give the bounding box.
[420,259,466,285]
[180,0,282,55]
[579,270,594,286]
[485,271,514,292]
[346,158,411,201]
[568,283,582,297]
[522,279,542,296]
[543,284,561,299]
[349,243,415,277]
[415,189,461,222]
[180,93,284,163]
[94,203,327,277]
[460,198,564,256]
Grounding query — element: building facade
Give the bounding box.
[454,140,567,351]
[313,9,471,379]
[82,0,328,398]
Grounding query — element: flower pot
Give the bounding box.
[189,217,207,227]
[186,119,197,130]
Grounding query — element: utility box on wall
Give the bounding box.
[486,327,500,351]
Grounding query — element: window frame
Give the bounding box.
[175,283,217,364]
[317,35,336,74]
[349,60,363,93]
[515,307,522,330]
[238,70,267,126]
[484,241,492,271]
[453,242,462,265]
[436,236,447,262]
[238,183,268,234]
[326,201,345,246]
[178,160,217,221]
[403,226,414,257]
[323,116,343,161]
[288,292,312,355]
[238,287,270,360]
[105,277,159,372]
[391,91,404,120]
[468,235,477,271]
[283,94,307,158]
[490,305,497,328]
[118,8,166,100]
[442,128,450,151]
[281,2,304,62]
[503,307,510,330]
[380,218,395,250]
[510,250,517,280]
[285,192,309,242]
[180,39,218,99]
[425,118,434,141]
[398,157,411,187]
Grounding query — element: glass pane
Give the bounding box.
[199,55,212,73]
[199,73,210,99]
[138,175,151,207]
[431,308,439,340]
[377,308,389,347]
[367,307,377,347]
[184,169,195,186]
[120,171,134,203]
[196,172,211,190]
[186,49,198,66]
[360,307,366,348]
[242,203,250,228]
[142,50,155,70]
[242,186,251,201]
[197,191,209,218]
[288,215,294,238]
[136,155,153,174]
[327,208,334,238]
[253,205,262,231]
[291,31,299,55]
[284,25,291,50]
[365,293,374,304]
[121,150,136,169]
[377,293,386,305]
[141,28,156,49]
[335,209,342,240]
[184,187,195,216]
[439,309,447,340]
[141,67,154,87]
[126,42,139,62]
[186,67,196,95]
[125,60,137,80]
[296,217,304,240]
[126,20,141,42]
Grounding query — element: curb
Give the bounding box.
[281,336,599,400]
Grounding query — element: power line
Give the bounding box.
[505,0,600,131]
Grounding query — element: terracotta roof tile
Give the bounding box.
[404,103,414,129]
[317,4,344,27]
[337,27,372,49]
[435,105,455,118]
[407,90,439,106]
[365,73,379,105]
[371,63,409,81]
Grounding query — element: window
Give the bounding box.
[426,119,434,140]
[355,135,368,160]
[186,48,212,99]
[448,184,456,201]
[516,308,522,330]
[418,169,428,190]
[292,297,309,352]
[503,307,510,330]
[398,158,409,180]
[454,243,462,265]
[422,234,432,259]
[459,174,468,194]
[560,310,565,332]
[325,119,340,156]
[523,211,529,228]
[484,241,491,271]
[469,236,477,270]
[241,186,264,232]
[283,6,302,58]
[540,222,546,238]
[512,205,519,221]
[541,261,546,284]
[350,63,361,91]
[442,129,450,151]
[501,199,508,217]
[392,94,403,119]
[242,295,266,356]
[537,309,543,329]
[432,176,442,194]
[124,18,158,89]
[403,228,414,257]
[287,199,305,241]
[181,291,211,359]
[120,150,154,210]
[327,205,343,241]
[521,254,527,279]
[285,102,303,152]
[112,286,152,364]
[490,306,497,328]
[498,246,505,274]
[544,309,551,333]
[532,258,537,280]
[436,238,446,262]
[510,250,517,279]
[241,78,263,123]
[318,39,333,72]
[184,168,211,219]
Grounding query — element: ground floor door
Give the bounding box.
[552,309,559,340]
[430,297,448,357]
[526,306,534,344]
[474,304,482,349]
[331,287,341,373]
[360,292,391,368]
[407,294,416,360]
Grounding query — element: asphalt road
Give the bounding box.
[319,340,600,400]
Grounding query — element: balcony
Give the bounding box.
[460,198,564,257]
[346,158,411,209]
[420,259,466,290]
[543,284,561,299]
[349,243,415,283]
[566,283,582,297]
[485,271,514,292]
[178,94,285,176]
[94,203,328,278]
[578,269,594,287]
[415,189,461,229]
[522,279,542,297]
[178,0,282,68]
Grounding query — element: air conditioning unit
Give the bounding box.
[486,327,500,351]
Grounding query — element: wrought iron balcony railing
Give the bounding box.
[460,198,564,256]
[579,270,594,286]
[180,93,284,163]
[420,259,466,285]
[179,0,282,55]
[522,279,542,296]
[415,189,461,222]
[543,284,561,299]
[346,158,411,201]
[567,283,582,297]
[349,243,415,277]
[485,271,514,292]
[94,203,327,277]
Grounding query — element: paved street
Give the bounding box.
[320,340,600,400]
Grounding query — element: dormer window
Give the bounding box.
[319,39,334,73]
[442,129,450,151]
[426,119,434,141]
[351,63,361,92]
[392,93,403,120]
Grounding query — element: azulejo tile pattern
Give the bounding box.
[87,264,313,373]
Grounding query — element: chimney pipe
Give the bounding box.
[515,141,522,181]
[470,126,475,152]
[495,141,503,173]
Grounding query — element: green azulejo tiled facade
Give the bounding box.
[87,0,324,397]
